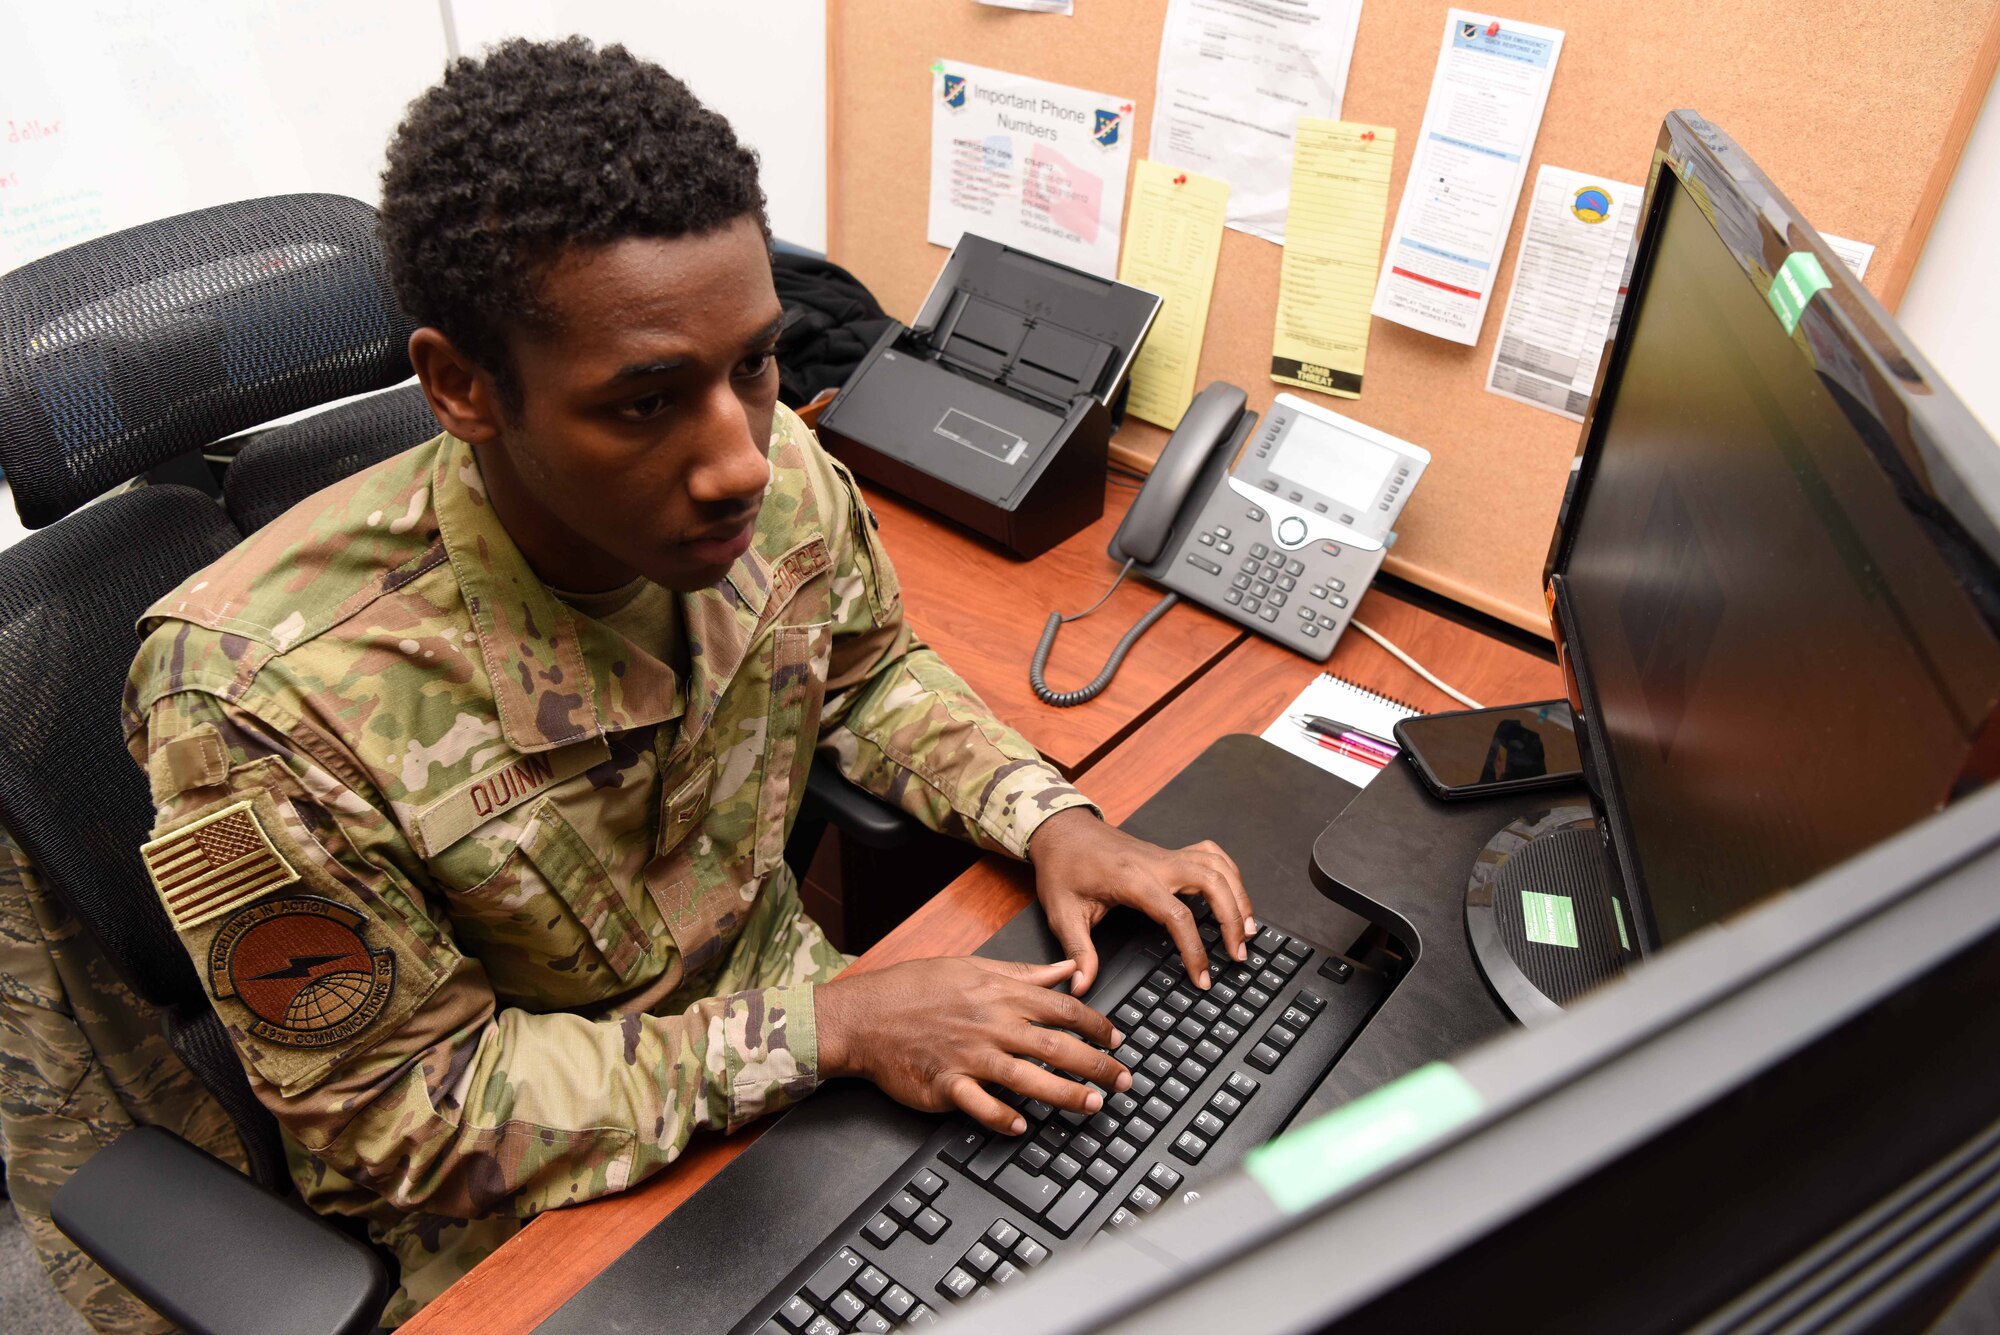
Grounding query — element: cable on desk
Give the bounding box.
[1030,560,1180,707]
[1349,618,1485,709]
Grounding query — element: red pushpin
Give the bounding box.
[1120,102,1134,114]
[1487,20,1500,35]
[1173,172,1188,185]
[1360,130,1375,142]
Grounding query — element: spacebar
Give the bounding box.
[993,1164,1060,1216]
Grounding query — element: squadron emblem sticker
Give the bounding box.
[208,897,395,1048]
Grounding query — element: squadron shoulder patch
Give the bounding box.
[207,896,395,1048]
[141,800,300,932]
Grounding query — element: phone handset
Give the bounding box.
[1031,383,1252,707]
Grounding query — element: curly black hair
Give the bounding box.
[378,37,768,406]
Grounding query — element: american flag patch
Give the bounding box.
[141,800,299,932]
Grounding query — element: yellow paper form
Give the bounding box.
[1117,160,1229,429]
[1271,120,1396,399]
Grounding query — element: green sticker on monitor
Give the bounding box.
[1767,251,1830,334]
[1612,896,1631,951]
[1246,1063,1483,1214]
[1521,890,1579,948]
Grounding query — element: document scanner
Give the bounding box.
[814,234,1160,558]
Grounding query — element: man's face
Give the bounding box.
[477,215,784,593]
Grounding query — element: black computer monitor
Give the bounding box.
[944,111,2000,1335]
[1543,118,2000,954]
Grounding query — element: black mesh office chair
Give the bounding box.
[222,382,439,534]
[0,194,419,1335]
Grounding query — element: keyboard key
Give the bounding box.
[1192,998,1223,1024]
[1023,1099,1054,1123]
[1253,926,1286,954]
[1194,1110,1226,1138]
[1282,1005,1314,1031]
[1211,981,1239,1005]
[1106,1137,1138,1166]
[1226,1002,1256,1028]
[1134,983,1164,1008]
[1146,1007,1175,1033]
[831,1291,866,1323]
[806,1249,864,1301]
[1050,1152,1082,1182]
[938,1267,978,1301]
[1087,1158,1118,1187]
[807,1316,842,1335]
[1036,1121,1072,1152]
[912,1207,949,1241]
[1195,1038,1225,1065]
[1160,1035,1191,1060]
[1293,989,1326,1015]
[1172,1131,1210,1163]
[1113,1043,1143,1070]
[907,1305,938,1325]
[863,1213,899,1247]
[1142,1096,1174,1124]
[1247,1042,1281,1072]
[1126,1117,1158,1145]
[1070,1131,1104,1160]
[965,1242,1000,1275]
[1213,1021,1242,1048]
[1147,1163,1184,1194]
[1209,1089,1242,1119]
[1177,1058,1210,1085]
[1016,1235,1051,1267]
[854,1312,892,1334]
[1160,1076,1192,1105]
[882,1284,916,1318]
[1047,1179,1100,1232]
[1131,1025,1162,1052]
[1107,1091,1139,1119]
[779,1294,816,1329]
[1319,957,1354,984]
[857,1265,889,1297]
[985,1219,1022,1252]
[1114,1003,1145,1029]
[1283,938,1313,962]
[1257,969,1286,994]
[1165,989,1195,1013]
[1088,1111,1121,1139]
[991,1260,1022,1286]
[1128,1071,1156,1099]
[1227,1071,1260,1099]
[888,1190,922,1220]
[1174,1016,1204,1044]
[1128,1184,1163,1213]
[1269,952,1301,978]
[966,1134,1016,1181]
[1107,1206,1139,1231]
[1142,1054,1173,1080]
[995,1164,1061,1216]
[1017,1143,1052,1172]
[940,1129,985,1166]
[1243,986,1273,1010]
[1267,1024,1298,1051]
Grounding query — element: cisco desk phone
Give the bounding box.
[1031,382,1430,705]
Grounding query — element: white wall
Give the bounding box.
[446,1,828,251]
[1899,63,2000,439]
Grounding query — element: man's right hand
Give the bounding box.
[815,957,1131,1136]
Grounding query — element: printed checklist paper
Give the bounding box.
[1120,161,1230,429]
[1372,11,1564,346]
[1270,120,1396,401]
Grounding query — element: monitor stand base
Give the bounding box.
[1466,808,1631,1026]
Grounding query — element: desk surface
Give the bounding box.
[399,585,1560,1335]
[865,478,1243,776]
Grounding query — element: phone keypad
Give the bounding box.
[1167,501,1385,660]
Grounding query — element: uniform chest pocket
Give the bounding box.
[756,620,833,875]
[442,799,653,1006]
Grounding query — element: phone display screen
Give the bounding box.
[1266,415,1397,512]
[1398,702,1581,790]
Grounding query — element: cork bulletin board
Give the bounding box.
[826,0,2000,633]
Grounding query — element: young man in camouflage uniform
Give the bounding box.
[113,39,1255,1324]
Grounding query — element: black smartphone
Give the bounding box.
[1394,700,1583,800]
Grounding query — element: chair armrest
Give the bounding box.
[53,1126,388,1335]
[803,765,924,849]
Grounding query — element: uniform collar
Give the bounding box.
[430,437,773,754]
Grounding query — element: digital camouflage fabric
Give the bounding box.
[120,405,1094,1324]
[0,826,244,1333]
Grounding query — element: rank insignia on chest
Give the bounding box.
[140,800,301,932]
[207,896,396,1048]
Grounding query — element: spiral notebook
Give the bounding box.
[1259,672,1421,788]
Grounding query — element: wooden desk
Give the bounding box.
[863,480,1244,776]
[401,587,1559,1335]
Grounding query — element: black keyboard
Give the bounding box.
[735,900,1370,1334]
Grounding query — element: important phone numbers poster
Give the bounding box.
[928,60,1136,278]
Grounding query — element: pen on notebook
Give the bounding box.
[1295,714,1400,751]
[1310,733,1390,769]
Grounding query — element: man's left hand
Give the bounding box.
[1027,809,1254,996]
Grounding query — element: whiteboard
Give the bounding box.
[0,0,450,273]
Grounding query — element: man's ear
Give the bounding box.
[408,327,505,445]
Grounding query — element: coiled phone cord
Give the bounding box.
[1030,560,1181,707]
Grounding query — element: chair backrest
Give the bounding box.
[0,194,417,527]
[224,383,440,533]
